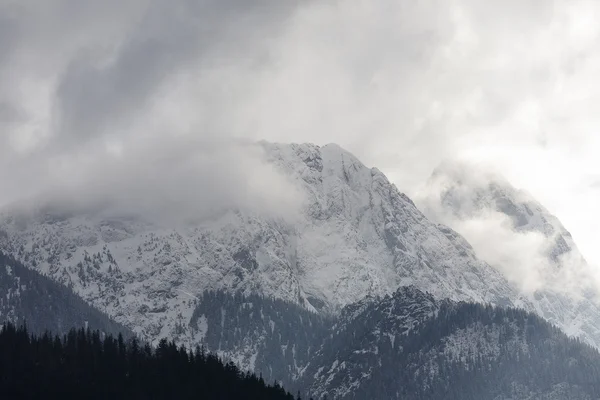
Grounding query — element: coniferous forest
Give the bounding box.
[0,323,299,400]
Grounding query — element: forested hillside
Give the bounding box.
[0,251,128,336]
[190,290,331,386]
[188,287,600,399]
[303,289,600,400]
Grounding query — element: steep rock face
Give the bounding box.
[0,143,521,346]
[264,143,520,308]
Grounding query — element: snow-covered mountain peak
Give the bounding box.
[418,160,600,348]
[422,160,582,263]
[0,142,525,346]
[5,142,600,350]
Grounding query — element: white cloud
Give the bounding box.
[14,137,306,225]
[415,160,600,297]
[448,213,551,293]
[2,0,600,265]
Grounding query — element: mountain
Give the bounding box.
[189,290,331,386]
[301,286,600,400]
[418,161,600,348]
[0,143,523,347]
[421,161,585,266]
[179,287,600,399]
[3,143,600,398]
[0,251,129,336]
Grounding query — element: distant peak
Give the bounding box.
[321,142,344,151]
[430,159,510,189]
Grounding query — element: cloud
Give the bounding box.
[53,0,299,143]
[428,208,600,297]
[0,0,306,222]
[2,0,600,265]
[447,213,551,293]
[12,137,306,225]
[415,160,600,296]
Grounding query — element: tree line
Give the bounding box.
[0,322,307,399]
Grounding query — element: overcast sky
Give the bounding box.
[2,0,600,265]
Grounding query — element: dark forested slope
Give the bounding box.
[190,290,331,387]
[303,287,600,400]
[0,322,297,400]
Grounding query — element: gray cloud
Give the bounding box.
[54,0,300,143]
[0,0,306,221]
[26,137,306,225]
[0,7,20,61]
[2,0,600,264]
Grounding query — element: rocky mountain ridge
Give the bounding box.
[0,142,599,351]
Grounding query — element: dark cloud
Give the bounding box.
[54,0,301,144]
[0,7,20,63]
[0,102,23,126]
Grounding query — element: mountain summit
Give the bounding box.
[2,143,600,350]
[0,143,519,348]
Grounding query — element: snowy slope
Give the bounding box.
[0,251,129,336]
[0,143,552,349]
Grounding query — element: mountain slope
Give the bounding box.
[417,161,600,348]
[302,287,600,400]
[182,287,600,400]
[0,143,524,347]
[189,290,331,386]
[0,251,129,336]
[421,161,585,266]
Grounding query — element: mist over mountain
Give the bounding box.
[419,160,588,275]
[417,160,600,344]
[4,139,306,226]
[4,1,600,398]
